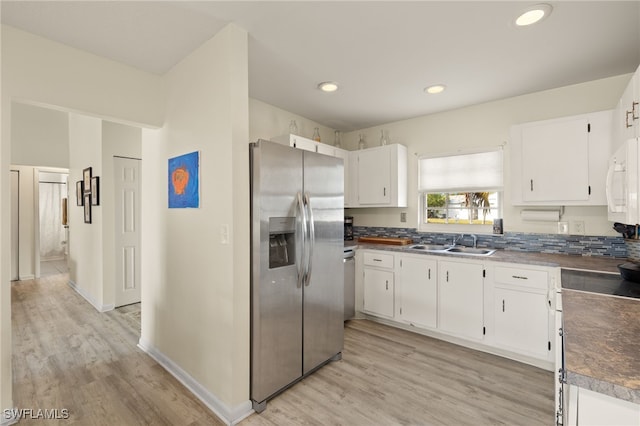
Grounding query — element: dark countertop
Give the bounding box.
[563,290,640,404]
[348,241,622,273]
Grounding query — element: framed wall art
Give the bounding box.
[91,176,100,206]
[83,167,92,193]
[84,193,92,224]
[76,181,84,206]
[168,151,200,208]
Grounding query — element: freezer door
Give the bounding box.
[303,150,345,374]
[250,140,304,404]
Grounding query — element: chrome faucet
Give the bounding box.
[452,234,464,246]
[470,234,478,248]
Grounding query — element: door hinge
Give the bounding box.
[483,326,486,335]
[587,123,591,132]
[482,269,486,278]
[548,341,552,351]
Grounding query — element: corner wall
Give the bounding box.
[139,23,251,421]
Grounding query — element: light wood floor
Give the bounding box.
[12,272,554,425]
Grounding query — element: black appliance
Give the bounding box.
[344,216,353,241]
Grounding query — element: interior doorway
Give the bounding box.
[37,171,69,278]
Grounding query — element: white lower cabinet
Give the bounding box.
[491,265,552,359]
[438,260,485,340]
[362,251,395,318]
[566,386,640,426]
[358,249,557,368]
[397,255,437,329]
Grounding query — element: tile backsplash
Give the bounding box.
[353,226,627,258]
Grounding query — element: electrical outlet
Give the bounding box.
[571,221,585,235]
[557,221,569,235]
[400,212,407,223]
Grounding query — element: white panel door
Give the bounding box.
[114,157,141,307]
[11,170,19,281]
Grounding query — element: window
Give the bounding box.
[418,148,503,232]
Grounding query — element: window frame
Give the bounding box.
[417,147,504,234]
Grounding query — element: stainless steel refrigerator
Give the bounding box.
[250,139,344,413]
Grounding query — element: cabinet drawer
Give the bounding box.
[363,251,394,268]
[494,266,548,290]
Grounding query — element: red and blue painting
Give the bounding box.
[168,151,200,208]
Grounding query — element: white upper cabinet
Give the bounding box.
[350,144,408,208]
[612,66,640,153]
[510,110,613,206]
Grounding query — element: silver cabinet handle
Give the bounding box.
[502,299,505,312]
[512,275,528,280]
[633,101,639,120]
[373,258,382,262]
[304,192,315,287]
[446,271,449,282]
[428,268,431,280]
[383,187,386,196]
[530,179,534,191]
[296,192,307,289]
[626,110,634,128]
[385,280,389,290]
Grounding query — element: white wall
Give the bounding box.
[140,23,250,420]
[68,114,105,310]
[249,97,336,144]
[101,121,141,308]
[1,24,163,414]
[344,74,632,236]
[11,102,69,168]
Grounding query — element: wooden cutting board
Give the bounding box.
[358,236,413,246]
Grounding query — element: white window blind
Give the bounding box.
[418,149,503,192]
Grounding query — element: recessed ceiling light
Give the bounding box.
[318,81,339,92]
[424,84,446,94]
[515,3,552,27]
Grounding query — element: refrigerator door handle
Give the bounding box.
[303,192,315,286]
[296,192,307,288]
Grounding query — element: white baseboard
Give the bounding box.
[67,280,114,313]
[1,407,19,425]
[138,337,253,425]
[18,274,35,281]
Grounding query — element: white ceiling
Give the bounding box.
[2,1,639,131]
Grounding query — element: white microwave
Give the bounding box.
[606,137,640,224]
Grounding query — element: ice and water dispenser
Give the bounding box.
[268,217,295,269]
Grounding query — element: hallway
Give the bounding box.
[11,273,223,425]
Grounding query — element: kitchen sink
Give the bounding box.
[445,247,496,256]
[407,244,496,256]
[408,244,450,252]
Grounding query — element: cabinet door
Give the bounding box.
[363,267,394,318]
[357,147,391,205]
[292,136,317,152]
[494,287,549,358]
[316,143,336,156]
[438,261,484,340]
[521,117,590,202]
[398,256,437,328]
[333,148,351,206]
[576,387,640,426]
